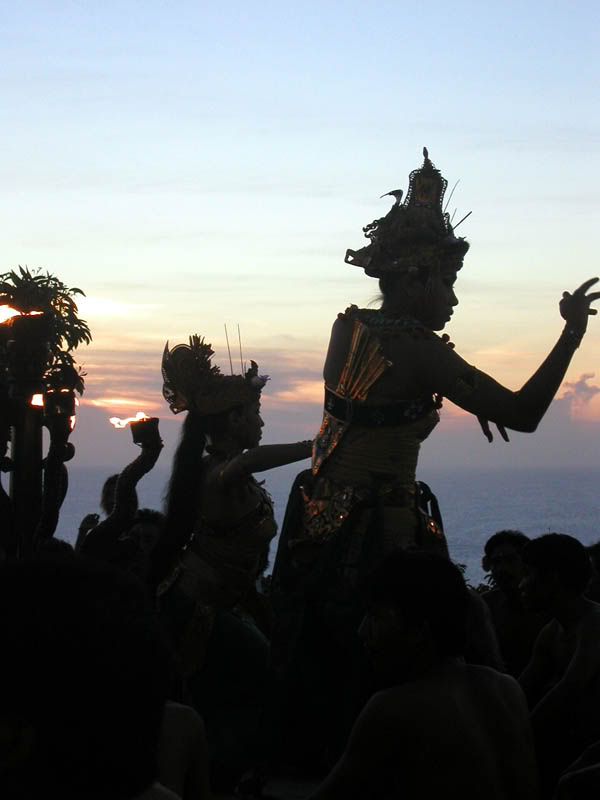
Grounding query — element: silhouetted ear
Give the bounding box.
[482,556,490,572]
[401,270,425,298]
[227,406,245,428]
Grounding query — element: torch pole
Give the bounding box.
[10,402,43,558]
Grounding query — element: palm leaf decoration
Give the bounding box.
[0,266,91,394]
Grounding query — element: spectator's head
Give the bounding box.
[100,473,119,515]
[37,537,75,557]
[0,557,171,800]
[521,533,591,611]
[360,551,469,684]
[482,530,530,594]
[128,508,164,554]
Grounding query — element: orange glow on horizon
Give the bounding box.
[89,396,162,411]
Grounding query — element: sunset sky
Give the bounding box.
[2,1,599,472]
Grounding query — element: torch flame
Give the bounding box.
[31,393,44,407]
[109,411,150,429]
[70,396,80,431]
[0,306,44,324]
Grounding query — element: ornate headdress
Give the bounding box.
[344,147,469,278]
[161,334,269,416]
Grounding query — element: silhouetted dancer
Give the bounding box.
[153,335,311,792]
[272,149,599,768]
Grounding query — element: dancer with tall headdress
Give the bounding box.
[152,335,311,789]
[270,148,599,768]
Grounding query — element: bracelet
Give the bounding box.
[561,326,583,350]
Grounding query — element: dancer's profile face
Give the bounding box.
[239,400,264,449]
[416,266,459,331]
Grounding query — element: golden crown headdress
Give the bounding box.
[344,147,470,278]
[161,334,269,416]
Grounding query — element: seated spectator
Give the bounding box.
[519,533,600,796]
[481,530,549,675]
[82,425,163,567]
[75,472,121,551]
[309,551,539,800]
[0,556,176,800]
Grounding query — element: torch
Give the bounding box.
[1,307,49,557]
[109,412,161,447]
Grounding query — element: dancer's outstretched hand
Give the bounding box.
[560,277,600,338]
[477,416,510,443]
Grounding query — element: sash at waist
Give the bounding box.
[324,387,436,427]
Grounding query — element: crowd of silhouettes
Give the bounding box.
[3,464,600,800]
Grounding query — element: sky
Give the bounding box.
[2,0,600,473]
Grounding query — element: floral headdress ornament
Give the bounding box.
[162,334,269,416]
[345,147,470,278]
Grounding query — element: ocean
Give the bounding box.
[56,464,600,586]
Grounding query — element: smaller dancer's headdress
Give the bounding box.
[161,334,269,416]
[345,147,469,278]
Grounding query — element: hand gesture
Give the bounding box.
[477,416,510,444]
[79,512,100,534]
[560,277,600,339]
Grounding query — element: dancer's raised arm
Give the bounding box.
[414,277,599,432]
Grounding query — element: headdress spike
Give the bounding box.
[237,324,244,374]
[452,210,472,230]
[224,324,234,375]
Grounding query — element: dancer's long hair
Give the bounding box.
[150,406,236,586]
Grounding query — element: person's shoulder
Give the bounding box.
[368,682,432,717]
[466,661,520,688]
[163,701,205,735]
[465,664,529,708]
[135,782,181,800]
[351,687,421,745]
[337,304,361,320]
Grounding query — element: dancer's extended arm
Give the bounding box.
[218,440,313,487]
[417,278,599,432]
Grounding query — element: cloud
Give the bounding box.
[268,379,323,406]
[562,373,600,405]
[560,373,600,420]
[77,296,160,319]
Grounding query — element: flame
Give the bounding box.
[0,306,44,324]
[70,396,80,431]
[31,393,44,407]
[109,411,150,429]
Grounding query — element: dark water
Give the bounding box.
[57,464,600,585]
